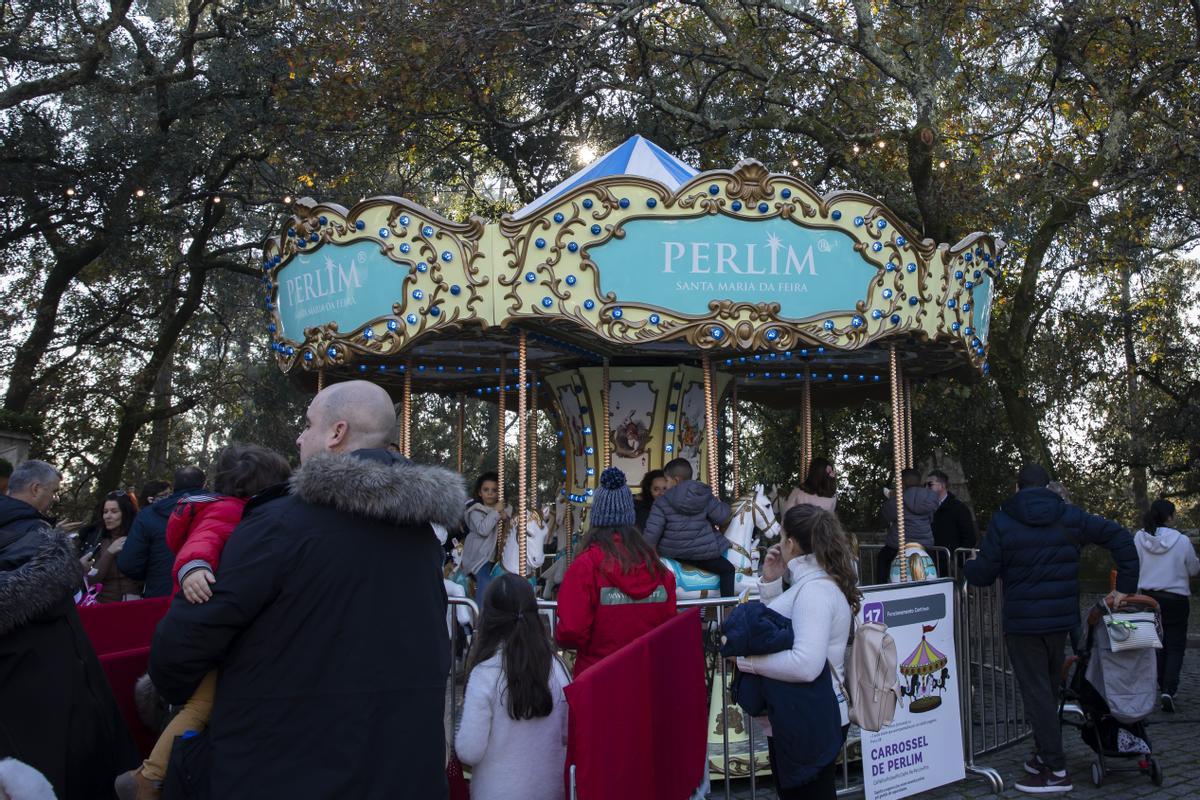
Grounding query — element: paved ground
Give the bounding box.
[711,635,1200,799]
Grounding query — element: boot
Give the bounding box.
[114,768,162,800]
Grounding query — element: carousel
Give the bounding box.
[258,135,1002,778]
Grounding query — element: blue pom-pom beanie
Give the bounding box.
[590,467,636,528]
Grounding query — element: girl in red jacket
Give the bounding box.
[116,444,291,800]
[556,467,676,676]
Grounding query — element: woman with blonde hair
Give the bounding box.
[736,503,860,799]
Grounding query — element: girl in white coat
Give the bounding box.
[1134,499,1199,710]
[456,573,570,800]
[736,503,860,799]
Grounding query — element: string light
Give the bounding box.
[852,144,860,154]
[1176,183,1185,193]
[65,188,76,197]
[1091,179,1100,188]
[790,158,799,167]
[135,188,146,197]
[283,195,293,204]
[876,141,886,149]
[212,196,221,204]
[1013,172,1022,180]
[938,160,947,169]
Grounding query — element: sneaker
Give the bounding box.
[1161,693,1176,713]
[1015,769,1072,794]
[1024,754,1046,775]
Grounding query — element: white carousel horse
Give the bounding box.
[540,497,587,600]
[662,484,781,600]
[492,504,553,578]
[433,524,473,628]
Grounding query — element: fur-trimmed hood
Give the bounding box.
[0,529,82,637]
[291,448,467,530]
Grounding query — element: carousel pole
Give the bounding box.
[889,344,908,583]
[730,381,740,499]
[317,368,325,392]
[401,358,413,456]
[497,356,507,556]
[802,363,813,471]
[517,332,529,578]
[456,392,466,475]
[530,373,539,511]
[702,355,719,493]
[602,358,612,469]
[903,377,915,469]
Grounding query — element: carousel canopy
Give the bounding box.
[260,137,1003,403]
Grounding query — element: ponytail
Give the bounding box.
[1142,499,1175,535]
[782,504,862,616]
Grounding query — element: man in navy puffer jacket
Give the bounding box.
[965,463,1138,794]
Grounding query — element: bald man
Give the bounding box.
[150,381,466,799]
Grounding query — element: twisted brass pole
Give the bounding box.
[602,358,611,469]
[456,392,465,475]
[730,381,740,498]
[496,356,507,561]
[903,377,914,469]
[890,345,907,583]
[802,364,813,473]
[517,332,528,578]
[317,368,325,392]
[530,373,538,511]
[702,356,718,493]
[402,358,413,456]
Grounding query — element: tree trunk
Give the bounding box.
[146,353,174,478]
[1120,259,1149,512]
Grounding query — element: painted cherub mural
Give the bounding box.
[611,413,653,458]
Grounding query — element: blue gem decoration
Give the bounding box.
[964,252,973,262]
[649,314,660,324]
[535,238,546,248]
[974,270,982,279]
[710,327,724,340]
[399,215,410,226]
[883,289,893,299]
[781,188,791,199]
[877,220,887,229]
[947,299,957,309]
[964,326,974,336]
[309,233,319,243]
[731,201,742,211]
[585,447,594,455]
[872,241,883,252]
[327,347,337,357]
[441,251,453,262]
[886,262,896,272]
[525,272,536,283]
[542,297,553,308]
[766,328,780,341]
[429,306,440,316]
[287,228,295,237]
[872,309,883,319]
[667,423,676,432]
[387,320,398,331]
[406,314,417,324]
[422,225,434,237]
[611,307,623,319]
[962,303,972,312]
[553,212,564,223]
[565,275,576,286]
[412,289,424,300]
[908,296,918,306]
[304,351,313,361]
[665,444,674,453]
[907,263,917,273]
[952,322,961,332]
[823,320,835,331]
[267,324,276,333]
[567,242,579,253]
[851,316,863,328]
[955,270,964,280]
[358,364,367,373]
[450,285,461,295]
[297,239,306,248]
[619,198,629,208]
[830,210,842,221]
[584,299,595,310]
[355,220,365,230]
[646,198,657,208]
[591,224,602,235]
[897,236,907,246]
[318,216,327,226]
[709,184,720,195]
[582,199,593,209]
[966,281,974,290]
[399,243,411,254]
[758,202,769,213]
[853,216,864,226]
[891,314,901,325]
[416,262,427,273]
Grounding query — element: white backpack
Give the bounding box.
[845,620,901,731]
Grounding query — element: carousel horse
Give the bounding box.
[433,524,473,629]
[663,484,781,600]
[491,504,554,579]
[540,497,587,600]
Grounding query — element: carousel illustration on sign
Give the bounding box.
[899,624,950,713]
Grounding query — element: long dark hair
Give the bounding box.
[213,444,292,498]
[99,491,139,539]
[1143,499,1176,535]
[638,469,665,505]
[473,471,499,504]
[782,504,861,616]
[579,524,666,577]
[800,458,837,498]
[466,574,562,720]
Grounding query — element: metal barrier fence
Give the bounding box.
[446,546,1027,798]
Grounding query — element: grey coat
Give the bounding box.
[461,501,508,576]
[882,487,939,548]
[643,480,732,561]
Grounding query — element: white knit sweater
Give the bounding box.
[455,651,570,800]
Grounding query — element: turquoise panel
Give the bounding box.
[275,241,408,339]
[590,216,876,319]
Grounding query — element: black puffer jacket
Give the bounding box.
[643,480,732,561]
[1,512,138,799]
[150,449,467,799]
[964,488,1139,635]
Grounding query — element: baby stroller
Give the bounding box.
[1059,595,1163,787]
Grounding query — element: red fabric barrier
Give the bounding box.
[78,596,172,656]
[77,597,173,757]
[564,609,707,800]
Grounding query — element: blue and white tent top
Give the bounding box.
[511,135,698,220]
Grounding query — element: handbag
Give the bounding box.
[1103,606,1162,652]
[446,753,470,800]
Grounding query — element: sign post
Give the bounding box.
[860,578,965,800]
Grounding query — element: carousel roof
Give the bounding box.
[259,142,1003,403]
[900,631,948,676]
[512,136,698,220]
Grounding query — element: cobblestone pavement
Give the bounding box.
[713,640,1200,799]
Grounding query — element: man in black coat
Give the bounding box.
[0,460,139,798]
[118,465,206,597]
[150,380,466,799]
[964,464,1139,795]
[926,469,977,571]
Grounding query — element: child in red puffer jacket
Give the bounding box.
[115,444,291,800]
